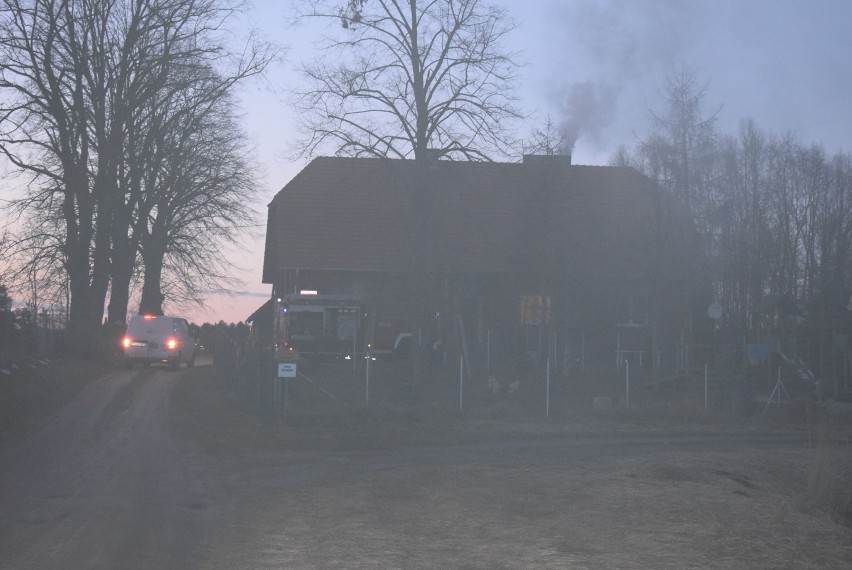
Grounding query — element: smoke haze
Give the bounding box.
[522,0,852,162]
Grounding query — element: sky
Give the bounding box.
[3,0,852,324]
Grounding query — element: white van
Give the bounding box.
[122,315,196,369]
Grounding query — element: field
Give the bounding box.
[171,361,852,569]
[2,357,850,567]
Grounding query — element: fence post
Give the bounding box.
[617,334,621,368]
[365,349,371,407]
[624,359,630,407]
[459,354,464,410]
[486,329,491,372]
[546,357,551,419]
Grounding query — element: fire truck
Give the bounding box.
[272,294,411,359]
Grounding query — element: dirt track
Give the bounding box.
[0,366,228,569]
[1,363,850,569]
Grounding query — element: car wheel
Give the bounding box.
[187,353,195,368]
[170,354,182,370]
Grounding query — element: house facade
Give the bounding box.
[262,156,701,370]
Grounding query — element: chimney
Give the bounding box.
[522,153,572,167]
[419,148,443,162]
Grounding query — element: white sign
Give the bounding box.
[707,301,723,321]
[277,362,297,378]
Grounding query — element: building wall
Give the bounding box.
[265,158,701,368]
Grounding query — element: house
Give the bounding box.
[262,155,701,370]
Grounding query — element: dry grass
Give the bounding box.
[171,366,852,569]
[201,450,852,569]
[3,358,849,567]
[806,405,852,526]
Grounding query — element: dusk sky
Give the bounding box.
[3,0,851,324]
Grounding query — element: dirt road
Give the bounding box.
[1,364,850,569]
[0,366,229,569]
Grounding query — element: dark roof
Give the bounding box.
[263,157,688,282]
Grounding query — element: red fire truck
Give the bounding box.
[273,294,411,359]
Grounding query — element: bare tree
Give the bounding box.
[794,146,852,331]
[107,3,272,323]
[1,0,272,352]
[4,203,69,309]
[636,66,720,221]
[135,69,259,316]
[292,0,522,161]
[707,121,775,331]
[0,228,9,279]
[0,0,109,351]
[522,115,572,157]
[620,69,852,386]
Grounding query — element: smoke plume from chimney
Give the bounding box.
[555,81,616,154]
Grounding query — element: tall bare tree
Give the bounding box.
[293,0,522,161]
[0,0,110,351]
[637,67,720,222]
[1,0,271,352]
[135,67,259,316]
[709,121,776,330]
[627,67,722,337]
[107,4,272,323]
[613,67,852,385]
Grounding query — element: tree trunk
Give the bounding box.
[107,257,133,324]
[107,191,141,327]
[62,164,104,355]
[139,248,166,316]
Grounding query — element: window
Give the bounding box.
[519,295,551,325]
[288,307,324,339]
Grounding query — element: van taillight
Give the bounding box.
[167,338,178,350]
[122,337,132,348]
